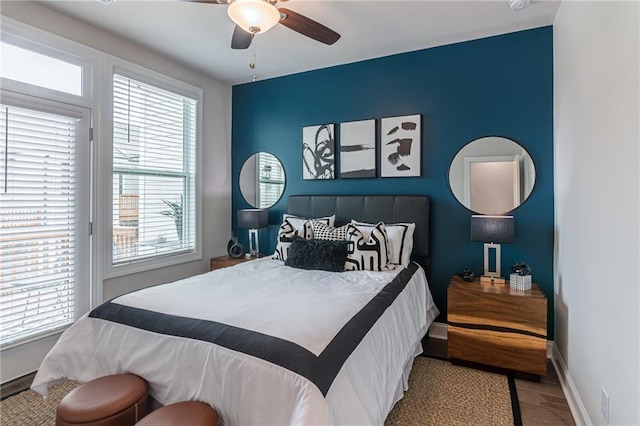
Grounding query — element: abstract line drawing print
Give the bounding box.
[303,124,335,180]
[380,114,421,177]
[339,119,376,178]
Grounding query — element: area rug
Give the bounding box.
[0,357,520,425]
[386,356,520,426]
[1,380,81,426]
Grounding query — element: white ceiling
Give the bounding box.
[35,0,560,85]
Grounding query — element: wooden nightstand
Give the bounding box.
[209,255,255,271]
[447,275,548,376]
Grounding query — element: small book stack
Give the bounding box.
[510,273,532,291]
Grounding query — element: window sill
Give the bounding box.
[104,249,202,280]
[0,327,66,352]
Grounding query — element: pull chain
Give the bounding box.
[249,36,257,82]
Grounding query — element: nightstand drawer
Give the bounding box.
[448,325,547,375]
[448,283,547,336]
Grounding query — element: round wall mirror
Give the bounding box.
[239,152,286,209]
[449,136,536,215]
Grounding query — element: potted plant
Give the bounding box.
[160,195,183,243]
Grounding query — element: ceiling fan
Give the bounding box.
[183,0,341,49]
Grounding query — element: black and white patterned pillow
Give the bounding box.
[273,220,314,261]
[351,220,415,267]
[312,221,349,241]
[344,222,391,271]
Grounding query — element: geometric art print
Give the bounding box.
[380,114,421,177]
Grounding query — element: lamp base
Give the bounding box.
[482,243,504,285]
[248,228,260,257]
[480,275,506,284]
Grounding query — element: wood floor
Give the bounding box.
[423,337,575,426]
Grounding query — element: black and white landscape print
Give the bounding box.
[303,124,335,180]
[380,114,421,177]
[339,119,376,178]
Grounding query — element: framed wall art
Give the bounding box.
[380,114,421,177]
[339,119,376,178]
[302,123,335,180]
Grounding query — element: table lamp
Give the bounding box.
[238,208,269,257]
[471,215,514,284]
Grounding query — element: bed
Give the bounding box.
[32,195,439,425]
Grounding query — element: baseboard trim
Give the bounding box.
[1,371,36,401]
[551,343,591,426]
[428,321,448,340]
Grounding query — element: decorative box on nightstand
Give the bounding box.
[209,255,256,271]
[447,275,548,376]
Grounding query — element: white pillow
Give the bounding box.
[350,220,415,267]
[283,214,335,230]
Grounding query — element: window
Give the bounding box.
[0,97,90,347]
[0,41,83,96]
[112,73,197,267]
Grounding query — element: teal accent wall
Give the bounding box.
[231,27,554,336]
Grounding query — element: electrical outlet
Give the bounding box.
[601,388,609,424]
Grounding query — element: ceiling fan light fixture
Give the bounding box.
[227,0,281,34]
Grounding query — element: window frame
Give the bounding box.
[0,29,93,108]
[101,62,203,279]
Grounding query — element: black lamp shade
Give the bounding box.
[471,215,514,243]
[238,209,269,229]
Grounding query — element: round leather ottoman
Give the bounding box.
[56,374,148,426]
[136,401,218,426]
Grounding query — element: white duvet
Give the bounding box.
[32,258,439,425]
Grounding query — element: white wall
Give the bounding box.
[554,2,639,425]
[1,1,232,382]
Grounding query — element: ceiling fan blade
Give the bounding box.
[231,25,253,50]
[278,7,340,46]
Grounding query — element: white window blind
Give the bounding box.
[0,104,81,346]
[112,74,196,266]
[257,153,285,208]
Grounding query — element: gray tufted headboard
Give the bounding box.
[287,195,430,273]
